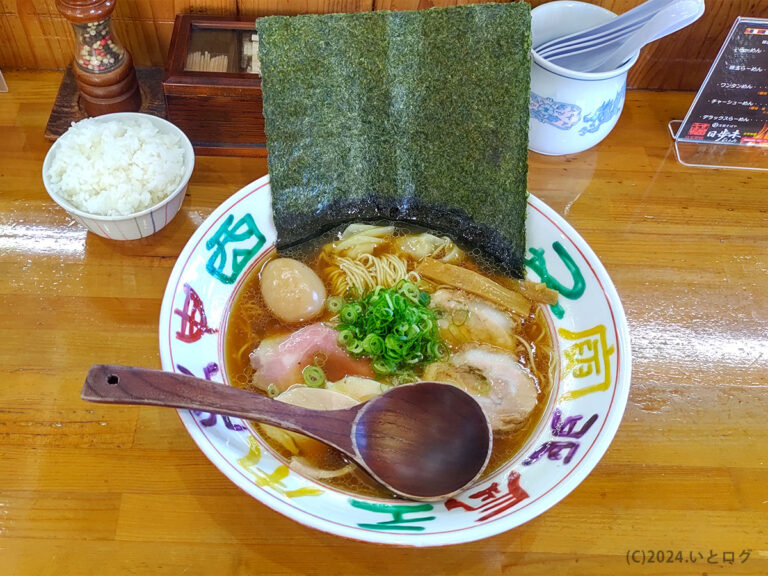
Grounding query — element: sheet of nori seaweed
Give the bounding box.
[257,3,531,277]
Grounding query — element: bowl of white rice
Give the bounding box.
[42,112,194,240]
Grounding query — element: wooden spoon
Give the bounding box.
[82,364,493,501]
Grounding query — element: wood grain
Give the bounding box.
[81,364,361,455]
[44,66,167,140]
[238,0,373,18]
[4,0,768,90]
[2,70,768,574]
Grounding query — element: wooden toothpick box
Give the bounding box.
[163,15,266,157]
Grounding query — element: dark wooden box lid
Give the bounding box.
[163,14,262,98]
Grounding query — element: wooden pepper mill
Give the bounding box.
[56,0,141,116]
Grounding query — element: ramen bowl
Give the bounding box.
[158,174,631,546]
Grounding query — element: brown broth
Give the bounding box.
[224,226,556,498]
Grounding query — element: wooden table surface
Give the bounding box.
[1,70,766,575]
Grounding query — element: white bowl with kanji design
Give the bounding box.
[158,174,632,546]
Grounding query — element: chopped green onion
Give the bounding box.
[362,334,385,356]
[338,330,355,347]
[340,303,360,324]
[326,296,344,313]
[475,376,491,395]
[348,340,364,355]
[372,359,394,374]
[429,341,449,360]
[400,282,420,303]
[266,383,280,398]
[302,365,326,388]
[452,309,469,326]
[312,351,328,367]
[333,283,449,379]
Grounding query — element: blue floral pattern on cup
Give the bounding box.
[530,92,582,130]
[579,85,626,136]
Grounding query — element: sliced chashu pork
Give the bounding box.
[431,288,521,352]
[249,323,374,393]
[423,345,539,431]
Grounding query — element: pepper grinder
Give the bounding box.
[56,0,141,116]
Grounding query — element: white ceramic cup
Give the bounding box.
[42,112,195,241]
[528,1,640,155]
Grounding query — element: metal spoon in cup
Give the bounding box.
[82,364,493,501]
[547,0,705,73]
[588,0,704,72]
[535,0,677,56]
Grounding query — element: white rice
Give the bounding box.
[46,116,186,217]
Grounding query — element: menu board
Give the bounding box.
[678,17,768,146]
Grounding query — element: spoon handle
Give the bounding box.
[535,0,674,53]
[82,364,358,453]
[589,0,703,72]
